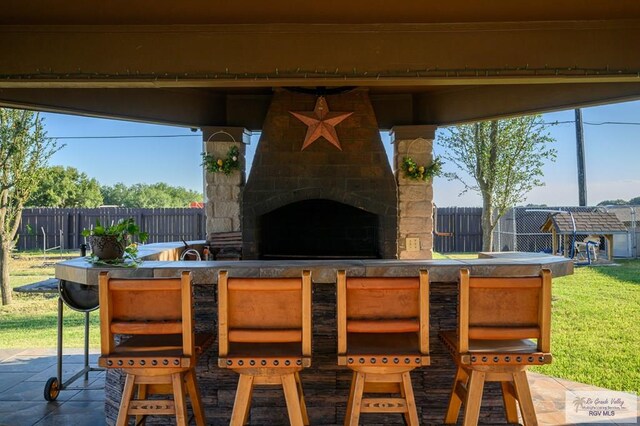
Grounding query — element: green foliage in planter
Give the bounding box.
[81,218,148,265]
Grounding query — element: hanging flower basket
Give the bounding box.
[401,156,442,182]
[202,146,240,175]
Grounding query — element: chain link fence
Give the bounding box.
[493,205,638,258]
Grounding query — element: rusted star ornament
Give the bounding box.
[289,96,353,151]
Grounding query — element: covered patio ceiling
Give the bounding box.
[1,0,640,129]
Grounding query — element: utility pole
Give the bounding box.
[575,109,587,206]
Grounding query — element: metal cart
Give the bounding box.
[43,279,103,401]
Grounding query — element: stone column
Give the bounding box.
[391,125,437,259]
[202,126,250,236]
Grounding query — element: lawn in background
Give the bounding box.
[0,251,100,349]
[1,251,639,393]
[534,259,639,393]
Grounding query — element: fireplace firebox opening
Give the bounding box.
[259,199,380,259]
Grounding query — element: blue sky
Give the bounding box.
[42,99,640,207]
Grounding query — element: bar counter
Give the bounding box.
[55,242,573,425]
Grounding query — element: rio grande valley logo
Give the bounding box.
[566,391,637,424]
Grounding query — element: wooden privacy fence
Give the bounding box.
[17,208,205,252]
[434,207,483,253]
[17,207,484,253]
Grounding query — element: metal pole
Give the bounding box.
[57,297,63,386]
[84,312,90,380]
[512,207,517,251]
[575,109,588,206]
[496,210,501,252]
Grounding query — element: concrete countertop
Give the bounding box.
[55,241,573,285]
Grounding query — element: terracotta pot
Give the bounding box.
[88,235,125,260]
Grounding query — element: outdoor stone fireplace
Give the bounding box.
[243,89,397,259]
[203,89,436,260]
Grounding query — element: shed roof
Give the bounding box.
[541,211,627,234]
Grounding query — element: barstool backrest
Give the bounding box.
[458,268,552,353]
[218,271,312,358]
[98,271,194,358]
[337,270,429,356]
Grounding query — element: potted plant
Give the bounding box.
[81,218,149,263]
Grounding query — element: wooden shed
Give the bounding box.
[541,211,627,260]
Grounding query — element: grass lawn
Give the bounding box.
[1,251,638,393]
[0,251,100,349]
[533,259,639,393]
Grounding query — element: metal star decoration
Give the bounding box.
[289,96,353,151]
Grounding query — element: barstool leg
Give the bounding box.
[231,374,254,426]
[401,371,420,426]
[513,371,538,426]
[344,371,357,424]
[282,373,305,426]
[185,369,207,426]
[501,381,519,424]
[444,366,467,424]
[172,372,188,426]
[345,371,365,426]
[462,370,485,426]
[294,372,310,425]
[243,382,254,425]
[136,383,147,426]
[117,374,136,426]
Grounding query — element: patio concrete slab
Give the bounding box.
[0,401,60,426]
[0,349,104,426]
[33,401,106,426]
[0,349,637,425]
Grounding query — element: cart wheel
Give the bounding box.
[44,377,60,401]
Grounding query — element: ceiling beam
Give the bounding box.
[0,88,274,129]
[412,83,640,125]
[3,83,640,129]
[3,0,639,25]
[1,21,639,88]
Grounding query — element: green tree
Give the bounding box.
[99,183,130,206]
[629,197,640,205]
[439,115,556,251]
[1,109,59,305]
[101,182,202,208]
[597,199,628,206]
[27,166,103,207]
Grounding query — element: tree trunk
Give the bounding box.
[481,195,494,252]
[0,241,12,305]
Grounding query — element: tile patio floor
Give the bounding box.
[0,348,636,425]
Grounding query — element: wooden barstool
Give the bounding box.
[98,271,211,426]
[439,268,553,426]
[337,270,430,426]
[218,270,312,426]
